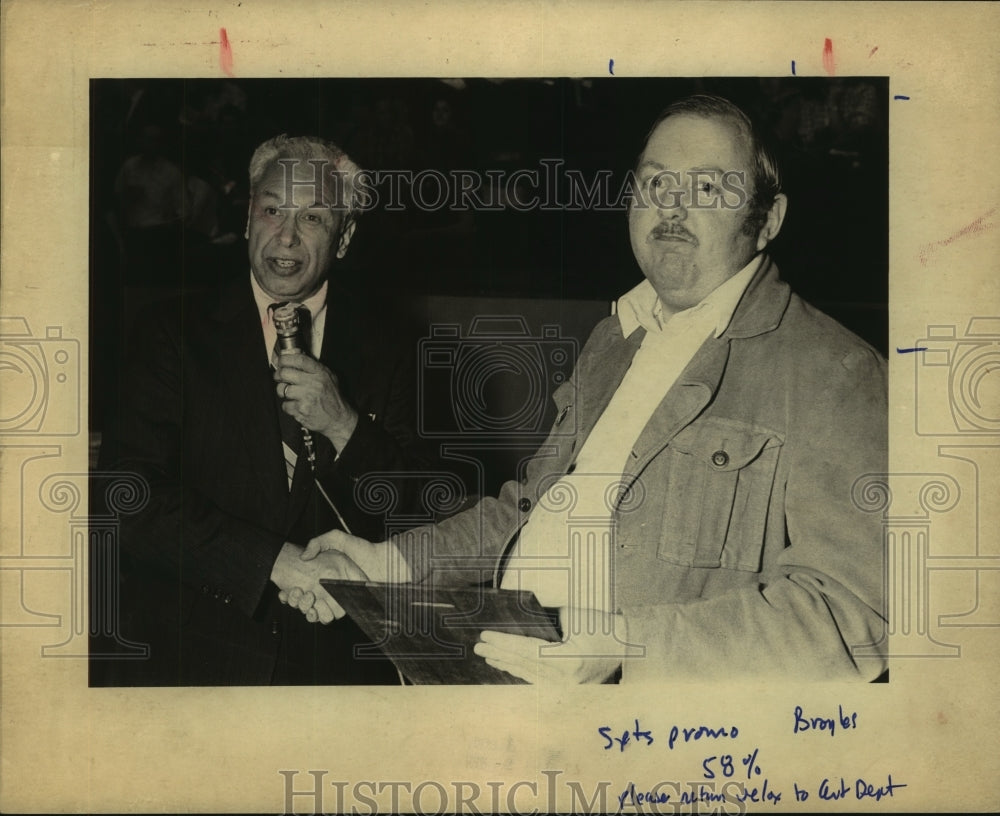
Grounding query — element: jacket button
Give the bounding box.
[224,594,232,605]
[201,585,209,595]
[518,498,532,512]
[711,450,729,468]
[271,621,279,635]
[213,590,221,600]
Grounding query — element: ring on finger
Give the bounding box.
[281,382,290,399]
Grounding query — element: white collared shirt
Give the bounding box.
[616,253,762,339]
[501,255,762,612]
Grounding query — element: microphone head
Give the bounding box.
[272,303,302,352]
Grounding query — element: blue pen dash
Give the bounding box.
[896,347,928,354]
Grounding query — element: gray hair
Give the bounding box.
[248,134,364,218]
[641,95,782,235]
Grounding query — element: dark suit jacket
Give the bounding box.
[92,278,428,686]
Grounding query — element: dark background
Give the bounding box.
[91,76,888,492]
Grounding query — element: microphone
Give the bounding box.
[272,303,304,355]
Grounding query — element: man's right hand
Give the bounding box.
[270,541,368,624]
[303,530,413,585]
[277,532,412,624]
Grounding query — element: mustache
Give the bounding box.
[650,222,697,243]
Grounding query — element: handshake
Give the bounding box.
[267,530,630,684]
[269,531,410,624]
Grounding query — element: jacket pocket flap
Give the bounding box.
[669,417,783,470]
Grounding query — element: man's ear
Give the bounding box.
[756,193,787,251]
[336,217,357,258]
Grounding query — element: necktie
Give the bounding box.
[269,303,311,488]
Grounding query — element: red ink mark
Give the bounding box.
[822,38,836,75]
[919,207,997,266]
[869,46,878,58]
[219,27,235,77]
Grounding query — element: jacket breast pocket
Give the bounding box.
[657,417,783,571]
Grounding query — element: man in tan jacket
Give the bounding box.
[283,95,888,684]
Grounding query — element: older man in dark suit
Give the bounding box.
[92,134,425,686]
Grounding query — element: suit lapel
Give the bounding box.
[616,256,789,493]
[573,319,727,482]
[624,335,730,484]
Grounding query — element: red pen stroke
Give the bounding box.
[219,27,235,77]
[919,207,997,266]
[822,38,836,75]
[868,46,878,58]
